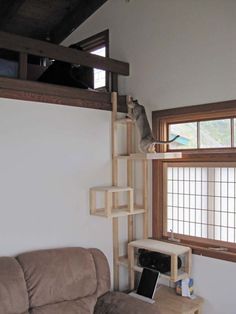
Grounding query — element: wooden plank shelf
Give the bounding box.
[129,239,190,255]
[116,152,182,160]
[90,186,132,192]
[91,208,145,218]
[133,265,189,281]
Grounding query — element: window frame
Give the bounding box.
[75,29,109,91]
[152,99,236,262]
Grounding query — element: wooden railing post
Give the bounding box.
[111,73,118,92]
[18,52,28,80]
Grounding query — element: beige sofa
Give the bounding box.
[0,247,159,314]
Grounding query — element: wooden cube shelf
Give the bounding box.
[128,239,191,289]
[90,186,134,218]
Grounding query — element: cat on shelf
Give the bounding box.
[127,99,179,153]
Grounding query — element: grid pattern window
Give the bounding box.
[166,164,236,243]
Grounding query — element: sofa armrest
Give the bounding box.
[94,292,160,314]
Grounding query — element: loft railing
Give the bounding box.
[0,31,129,77]
[0,31,129,111]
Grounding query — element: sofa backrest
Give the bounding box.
[15,247,110,311]
[0,256,29,314]
[16,247,97,308]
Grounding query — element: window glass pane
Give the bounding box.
[169,122,197,149]
[200,119,231,148]
[91,47,106,89]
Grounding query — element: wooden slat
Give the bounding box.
[0,77,127,112]
[0,31,129,75]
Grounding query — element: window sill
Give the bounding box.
[156,238,236,263]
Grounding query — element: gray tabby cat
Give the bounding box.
[127,99,179,153]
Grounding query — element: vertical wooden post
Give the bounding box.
[128,244,135,290]
[185,249,192,276]
[18,52,28,79]
[111,91,119,290]
[113,218,119,290]
[128,190,134,213]
[171,254,178,282]
[111,73,118,92]
[143,159,148,238]
[105,191,112,217]
[112,92,118,199]
[90,190,96,215]
[127,95,134,243]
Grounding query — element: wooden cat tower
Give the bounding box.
[90,92,181,290]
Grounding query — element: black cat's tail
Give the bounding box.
[154,135,180,144]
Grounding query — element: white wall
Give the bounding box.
[63,0,236,313]
[0,98,113,269]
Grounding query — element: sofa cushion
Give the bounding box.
[0,256,29,314]
[94,291,159,314]
[17,247,97,308]
[89,248,110,298]
[30,295,97,314]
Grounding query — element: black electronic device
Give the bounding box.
[136,267,160,299]
[138,249,182,273]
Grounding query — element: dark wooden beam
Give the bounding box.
[0,31,129,75]
[50,0,108,44]
[0,0,26,28]
[0,77,127,112]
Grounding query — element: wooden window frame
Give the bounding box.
[152,99,236,262]
[75,29,109,91]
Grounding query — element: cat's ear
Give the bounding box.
[133,99,139,104]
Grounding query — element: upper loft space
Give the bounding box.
[0,0,128,112]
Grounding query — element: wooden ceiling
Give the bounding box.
[0,0,108,43]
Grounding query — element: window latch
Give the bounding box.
[168,229,180,243]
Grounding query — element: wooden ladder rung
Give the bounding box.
[90,186,133,193]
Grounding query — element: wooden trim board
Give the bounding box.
[0,77,127,112]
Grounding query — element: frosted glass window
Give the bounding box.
[166,166,236,243]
